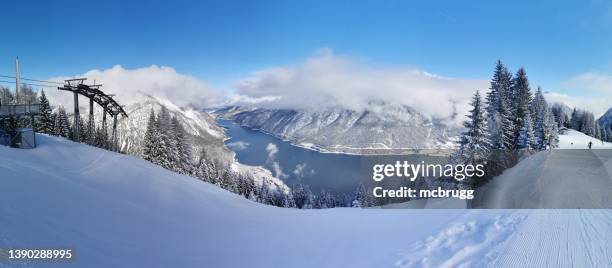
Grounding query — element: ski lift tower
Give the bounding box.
[57,79,128,151]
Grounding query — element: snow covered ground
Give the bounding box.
[476,129,612,209]
[1,135,611,267]
[558,128,612,149]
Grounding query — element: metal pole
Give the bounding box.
[73,92,80,141]
[15,57,19,103]
[89,98,94,144]
[112,114,117,152]
[102,110,107,148]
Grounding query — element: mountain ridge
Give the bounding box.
[212,104,461,154]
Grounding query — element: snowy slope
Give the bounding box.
[557,128,612,149]
[112,95,287,193]
[116,95,230,163]
[1,135,611,267]
[475,129,612,208]
[213,105,460,154]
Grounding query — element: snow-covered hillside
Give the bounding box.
[558,128,612,149]
[1,135,610,267]
[114,95,288,193]
[116,95,231,164]
[213,104,460,154]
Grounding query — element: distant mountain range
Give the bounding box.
[212,104,461,154]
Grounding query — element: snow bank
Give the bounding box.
[0,135,610,267]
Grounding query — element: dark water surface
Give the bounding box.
[218,119,361,194]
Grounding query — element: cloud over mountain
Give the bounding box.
[230,49,488,124]
[545,72,612,117]
[46,65,220,110]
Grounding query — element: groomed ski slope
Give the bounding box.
[477,129,612,209]
[0,135,610,267]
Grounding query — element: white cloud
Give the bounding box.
[551,72,612,117]
[270,161,287,179]
[265,143,279,159]
[45,65,220,110]
[292,163,307,178]
[231,49,488,123]
[226,141,249,151]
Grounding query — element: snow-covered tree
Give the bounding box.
[94,126,109,149]
[517,112,535,149]
[0,87,14,105]
[37,90,53,134]
[53,107,71,138]
[570,108,581,131]
[292,184,314,209]
[531,87,548,149]
[457,91,490,165]
[170,116,192,174]
[485,60,514,149]
[580,112,597,137]
[510,68,533,148]
[546,109,559,148]
[314,189,336,209]
[142,109,161,164]
[77,116,88,143]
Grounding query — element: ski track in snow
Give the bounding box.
[395,210,612,268]
[395,211,526,268]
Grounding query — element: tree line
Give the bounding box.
[452,61,562,187]
[1,87,113,149]
[453,60,612,187]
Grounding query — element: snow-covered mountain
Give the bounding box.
[113,95,289,193]
[117,95,232,165]
[597,107,612,128]
[213,104,461,154]
[1,135,610,267]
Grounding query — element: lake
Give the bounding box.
[218,119,361,194]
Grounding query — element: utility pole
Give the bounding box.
[15,57,20,103]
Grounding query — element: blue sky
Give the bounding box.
[1,0,611,106]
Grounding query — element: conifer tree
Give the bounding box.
[531,87,548,149]
[570,108,580,130]
[510,68,533,148]
[143,109,160,164]
[54,107,71,138]
[171,116,192,174]
[37,90,53,134]
[457,91,490,166]
[517,112,535,149]
[78,116,88,143]
[485,60,514,149]
[155,107,174,170]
